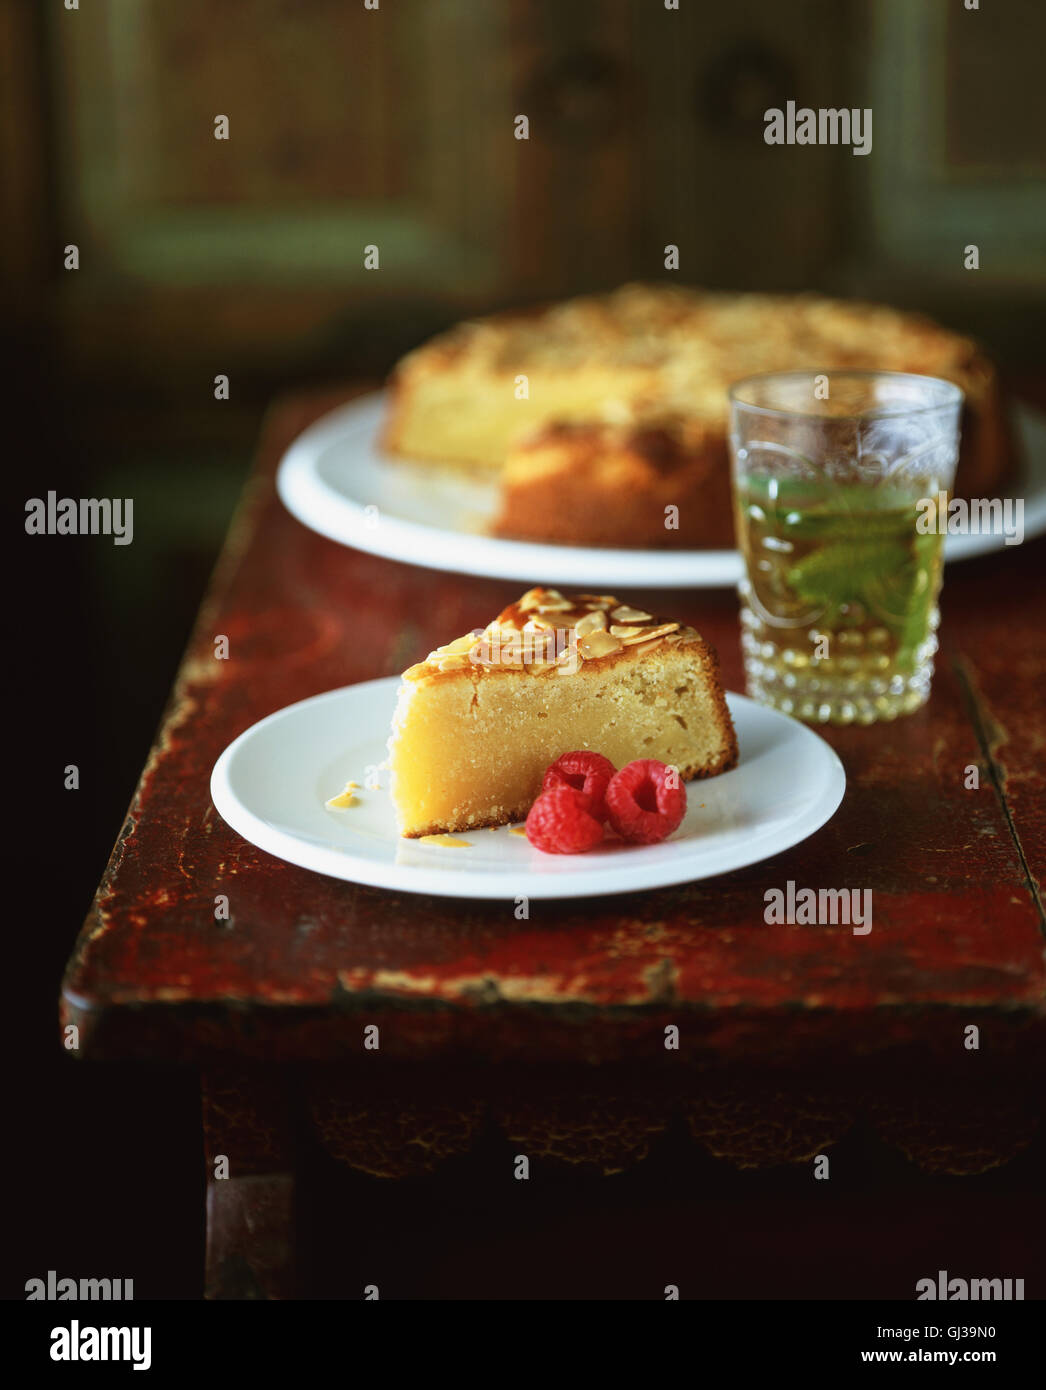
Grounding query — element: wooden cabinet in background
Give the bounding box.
[4,0,1042,394]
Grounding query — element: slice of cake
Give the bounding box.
[490,415,733,550]
[387,587,738,838]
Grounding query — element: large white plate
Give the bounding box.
[210,679,846,900]
[276,391,1046,589]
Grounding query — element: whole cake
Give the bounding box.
[382,283,1010,549]
[387,587,737,837]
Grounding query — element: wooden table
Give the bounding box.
[61,388,1046,1299]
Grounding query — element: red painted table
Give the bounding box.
[60,387,1046,1298]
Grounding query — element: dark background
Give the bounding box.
[7,0,1045,1299]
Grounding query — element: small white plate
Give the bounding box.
[276,391,1046,589]
[210,679,846,900]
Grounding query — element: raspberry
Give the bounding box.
[605,759,687,845]
[541,750,616,822]
[525,786,605,855]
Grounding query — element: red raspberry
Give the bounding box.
[605,759,687,845]
[525,786,605,855]
[541,750,616,822]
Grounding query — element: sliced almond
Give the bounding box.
[435,632,479,658]
[574,610,608,637]
[468,640,495,666]
[611,604,654,623]
[437,652,473,671]
[621,622,680,645]
[521,633,556,663]
[578,630,624,660]
[609,624,645,639]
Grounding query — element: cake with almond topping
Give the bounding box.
[382,283,1010,549]
[387,587,737,837]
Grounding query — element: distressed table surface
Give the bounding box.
[61,388,1046,1066]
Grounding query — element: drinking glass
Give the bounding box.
[729,370,963,725]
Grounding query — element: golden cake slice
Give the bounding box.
[387,587,738,838]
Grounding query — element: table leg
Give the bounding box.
[201,1067,296,1299]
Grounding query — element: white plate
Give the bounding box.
[210,679,846,900]
[276,391,1046,589]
